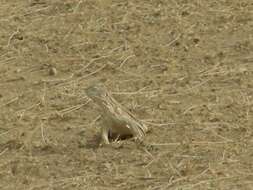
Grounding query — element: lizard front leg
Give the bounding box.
[101,125,110,144]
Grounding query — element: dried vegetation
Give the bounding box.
[0,0,252,189]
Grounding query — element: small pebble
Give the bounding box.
[49,67,57,76]
[16,68,21,73]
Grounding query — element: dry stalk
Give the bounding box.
[164,24,196,47]
[77,64,107,82]
[24,6,50,16]
[144,151,174,174]
[41,73,74,84]
[0,148,8,157]
[186,79,212,93]
[198,62,221,76]
[0,96,19,107]
[141,120,176,127]
[205,128,234,142]
[17,101,41,120]
[7,28,20,47]
[57,99,90,117]
[75,45,123,75]
[40,122,47,144]
[150,140,233,147]
[0,57,17,64]
[77,54,112,73]
[73,0,83,13]
[177,175,241,189]
[119,54,135,68]
[112,89,161,96]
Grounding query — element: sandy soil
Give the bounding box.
[0,0,253,189]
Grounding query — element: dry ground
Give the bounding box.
[0,0,253,189]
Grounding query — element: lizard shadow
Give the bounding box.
[84,133,133,149]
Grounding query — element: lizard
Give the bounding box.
[85,83,148,145]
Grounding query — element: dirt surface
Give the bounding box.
[0,0,253,189]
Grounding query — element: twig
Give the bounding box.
[142,146,154,159]
[183,104,202,114]
[41,74,74,84]
[114,67,145,78]
[57,99,90,116]
[164,34,182,47]
[192,141,232,145]
[89,115,101,127]
[198,62,221,76]
[179,176,240,189]
[0,96,19,107]
[150,141,233,146]
[7,28,20,47]
[40,122,47,144]
[17,101,42,120]
[164,24,196,47]
[73,0,83,13]
[112,89,161,95]
[112,86,148,96]
[0,148,8,157]
[141,120,176,127]
[24,6,50,16]
[208,129,234,142]
[168,160,182,177]
[0,130,11,137]
[191,167,210,181]
[76,64,107,82]
[0,57,17,64]
[174,154,204,158]
[165,176,189,187]
[63,25,76,40]
[119,55,135,68]
[84,54,111,66]
[77,46,122,74]
[186,79,211,92]
[150,142,181,146]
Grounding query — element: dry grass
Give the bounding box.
[0,0,252,189]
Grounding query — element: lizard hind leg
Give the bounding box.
[109,132,133,142]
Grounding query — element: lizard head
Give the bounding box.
[85,83,108,103]
[86,83,118,113]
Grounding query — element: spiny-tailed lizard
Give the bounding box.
[85,84,148,144]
